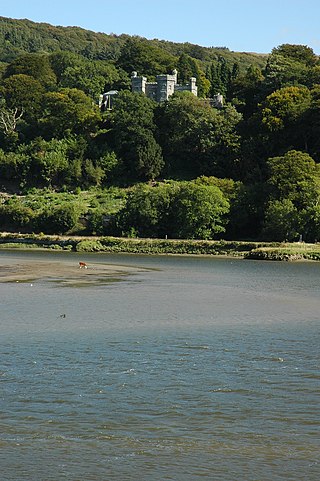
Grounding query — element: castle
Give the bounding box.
[131,69,198,102]
[99,69,223,110]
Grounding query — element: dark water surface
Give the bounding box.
[0,251,319,480]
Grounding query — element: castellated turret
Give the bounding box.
[156,72,177,102]
[131,71,147,94]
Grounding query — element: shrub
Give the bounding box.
[76,239,105,251]
[0,202,35,231]
[36,203,81,234]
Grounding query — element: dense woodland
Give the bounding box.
[0,16,320,242]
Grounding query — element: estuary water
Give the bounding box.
[0,250,319,480]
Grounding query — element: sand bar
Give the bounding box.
[0,259,146,286]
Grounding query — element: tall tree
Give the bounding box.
[262,199,301,241]
[177,53,209,97]
[262,46,310,93]
[229,64,264,118]
[50,51,129,99]
[263,150,320,241]
[109,90,164,180]
[4,53,57,88]
[260,85,311,154]
[171,182,230,239]
[156,92,242,178]
[115,182,175,238]
[266,150,320,208]
[116,38,176,77]
[39,88,101,139]
[207,56,231,97]
[303,85,320,161]
[1,74,45,125]
[271,44,317,66]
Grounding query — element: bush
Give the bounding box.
[114,180,230,240]
[87,209,107,235]
[76,239,105,251]
[0,202,35,231]
[35,203,81,234]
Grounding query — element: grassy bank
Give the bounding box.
[244,243,320,261]
[2,232,319,259]
[0,232,271,256]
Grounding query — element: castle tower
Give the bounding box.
[172,69,178,84]
[189,77,198,96]
[156,73,176,102]
[131,71,147,94]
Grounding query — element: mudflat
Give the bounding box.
[0,259,144,286]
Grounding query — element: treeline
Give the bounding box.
[0,16,265,68]
[0,17,320,242]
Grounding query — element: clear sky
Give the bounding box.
[1,0,320,55]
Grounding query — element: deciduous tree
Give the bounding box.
[171,182,230,239]
[39,88,101,138]
[110,90,163,180]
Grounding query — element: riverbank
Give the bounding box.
[1,232,320,260]
[244,244,320,261]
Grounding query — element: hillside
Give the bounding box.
[0,16,267,71]
[0,16,320,243]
